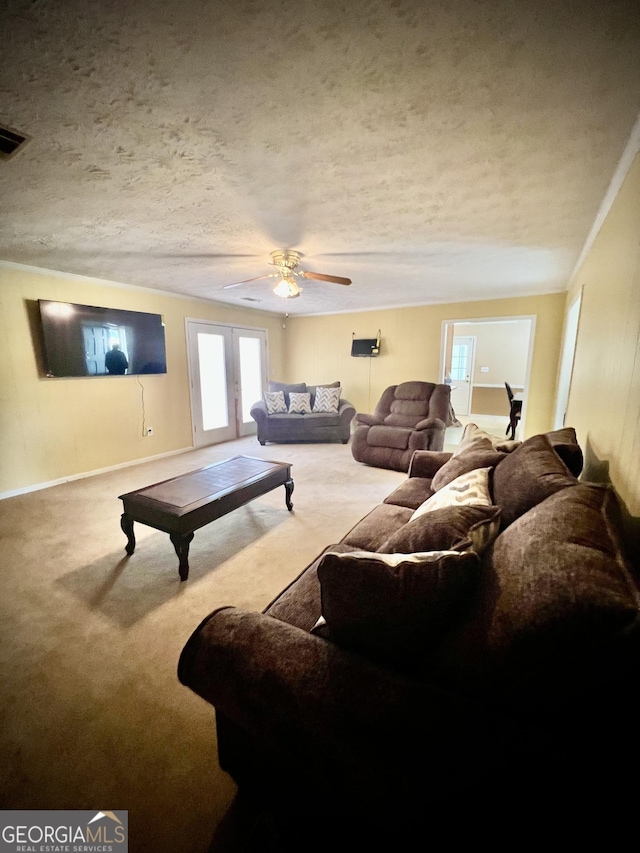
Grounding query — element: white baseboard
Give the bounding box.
[0,445,194,501]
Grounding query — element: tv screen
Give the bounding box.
[38,300,167,377]
[351,338,380,357]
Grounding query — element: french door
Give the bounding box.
[186,320,267,448]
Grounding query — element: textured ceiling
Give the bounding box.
[2,0,640,316]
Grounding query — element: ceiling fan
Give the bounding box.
[221,250,352,299]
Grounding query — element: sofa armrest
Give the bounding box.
[414,416,446,431]
[178,607,528,796]
[338,399,356,430]
[408,450,453,478]
[355,412,383,426]
[249,400,268,423]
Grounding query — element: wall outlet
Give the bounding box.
[146,427,153,436]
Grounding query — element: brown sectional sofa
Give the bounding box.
[178,425,640,845]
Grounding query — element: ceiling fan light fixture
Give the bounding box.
[273,274,301,299]
[221,249,348,297]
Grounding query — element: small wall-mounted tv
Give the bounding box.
[38,300,167,378]
[351,337,380,357]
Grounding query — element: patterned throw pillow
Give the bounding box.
[313,386,341,413]
[410,467,493,521]
[288,392,312,414]
[264,391,287,414]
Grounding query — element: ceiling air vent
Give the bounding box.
[0,125,30,159]
[240,297,262,303]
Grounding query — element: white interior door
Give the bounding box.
[449,335,476,416]
[187,321,267,447]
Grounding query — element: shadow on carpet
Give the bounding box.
[56,504,287,627]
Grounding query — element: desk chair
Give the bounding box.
[505,382,523,440]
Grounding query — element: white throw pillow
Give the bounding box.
[410,467,493,520]
[313,386,341,413]
[288,391,312,414]
[264,391,287,414]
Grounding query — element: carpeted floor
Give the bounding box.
[0,436,411,852]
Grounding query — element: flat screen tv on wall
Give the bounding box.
[351,338,380,357]
[38,300,167,378]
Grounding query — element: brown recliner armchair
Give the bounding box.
[351,381,452,471]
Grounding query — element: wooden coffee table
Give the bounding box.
[118,455,294,581]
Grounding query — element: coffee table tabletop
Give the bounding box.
[118,455,294,580]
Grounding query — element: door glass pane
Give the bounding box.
[238,336,262,424]
[198,333,228,431]
[451,343,468,380]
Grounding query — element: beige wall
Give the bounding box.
[470,386,510,416]
[459,320,531,386]
[564,151,640,521]
[284,293,565,437]
[0,265,285,494]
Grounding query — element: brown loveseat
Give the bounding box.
[250,381,355,445]
[178,426,640,845]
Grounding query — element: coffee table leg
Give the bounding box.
[121,513,136,555]
[170,531,195,581]
[284,478,294,511]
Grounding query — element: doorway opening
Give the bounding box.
[554,292,581,430]
[440,316,535,439]
[186,320,268,448]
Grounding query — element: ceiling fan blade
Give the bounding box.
[221,274,277,290]
[301,271,352,285]
[153,252,259,259]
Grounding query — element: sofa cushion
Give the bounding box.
[317,549,481,669]
[452,423,520,456]
[383,477,434,510]
[410,467,493,520]
[308,381,341,407]
[384,402,429,427]
[266,413,306,432]
[340,504,413,551]
[312,386,341,413]
[268,381,306,407]
[430,484,640,704]
[492,433,578,529]
[431,446,507,491]
[368,425,411,450]
[544,426,584,477]
[265,542,357,631]
[300,412,341,428]
[379,505,502,556]
[288,392,313,414]
[264,390,287,414]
